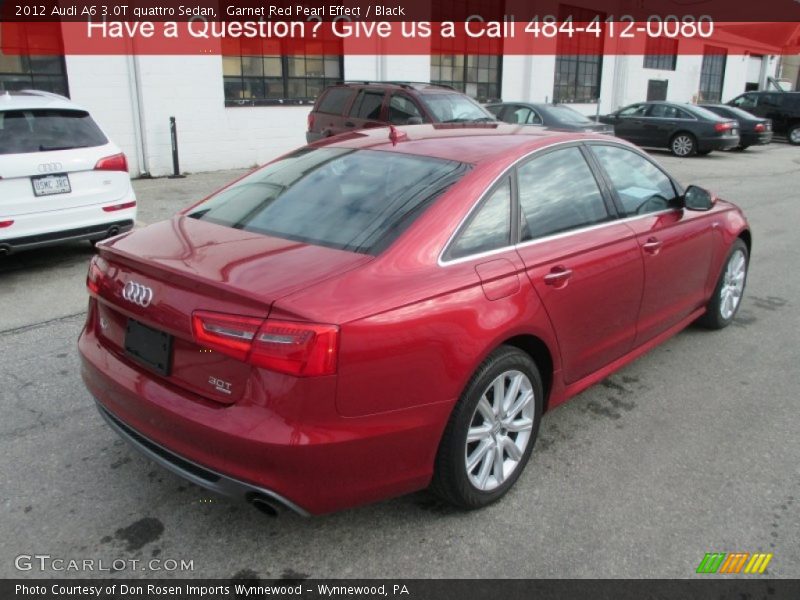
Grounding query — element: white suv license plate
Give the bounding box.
[31,173,71,197]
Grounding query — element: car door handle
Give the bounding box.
[344,121,356,127]
[543,266,573,286]
[642,237,663,255]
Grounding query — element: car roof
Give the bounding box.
[335,81,456,93]
[0,90,85,112]
[311,123,613,165]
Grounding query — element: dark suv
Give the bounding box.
[727,91,800,145]
[306,81,495,143]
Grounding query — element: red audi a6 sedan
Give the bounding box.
[79,124,750,516]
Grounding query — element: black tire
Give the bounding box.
[733,144,750,151]
[697,239,749,329]
[787,124,800,146]
[430,345,543,510]
[670,132,697,157]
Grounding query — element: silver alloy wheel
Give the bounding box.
[720,248,747,320]
[465,370,535,492]
[789,127,800,144]
[672,135,693,156]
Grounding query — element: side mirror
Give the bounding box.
[407,117,423,125]
[683,185,714,211]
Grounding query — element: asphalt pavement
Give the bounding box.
[1,143,798,579]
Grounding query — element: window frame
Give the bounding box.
[223,51,344,107]
[430,54,503,103]
[698,46,728,104]
[643,38,679,71]
[0,24,70,97]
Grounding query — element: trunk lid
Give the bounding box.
[93,216,371,404]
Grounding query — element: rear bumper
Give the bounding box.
[78,307,449,515]
[740,132,773,146]
[96,402,309,515]
[305,131,324,144]
[0,219,133,253]
[697,135,740,152]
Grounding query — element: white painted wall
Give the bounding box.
[61,43,780,176]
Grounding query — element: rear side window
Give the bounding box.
[316,88,355,115]
[350,90,384,119]
[0,109,107,155]
[517,147,610,241]
[445,177,511,260]
[189,148,471,255]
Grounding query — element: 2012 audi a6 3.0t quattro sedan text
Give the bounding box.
[79,124,751,515]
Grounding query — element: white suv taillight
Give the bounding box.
[94,153,128,172]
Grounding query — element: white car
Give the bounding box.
[0,90,136,254]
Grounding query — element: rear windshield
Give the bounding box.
[547,105,593,124]
[0,109,108,155]
[683,104,726,121]
[189,147,471,255]
[420,93,494,123]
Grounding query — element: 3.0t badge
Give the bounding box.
[122,281,153,307]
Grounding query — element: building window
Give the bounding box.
[643,38,678,70]
[223,40,343,106]
[0,24,69,96]
[699,46,727,103]
[553,5,605,103]
[430,55,502,102]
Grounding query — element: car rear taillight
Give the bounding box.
[192,311,262,361]
[192,311,339,376]
[0,220,13,228]
[714,122,734,132]
[86,255,109,296]
[94,153,128,172]
[307,112,315,131]
[102,201,137,212]
[754,123,766,132]
[250,320,339,376]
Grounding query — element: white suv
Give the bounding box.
[0,90,136,254]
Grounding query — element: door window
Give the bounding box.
[446,177,512,260]
[732,93,757,109]
[508,106,542,125]
[350,90,384,119]
[388,94,423,124]
[647,104,679,118]
[517,147,610,241]
[590,144,679,216]
[618,104,648,117]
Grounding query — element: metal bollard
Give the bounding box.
[168,116,186,179]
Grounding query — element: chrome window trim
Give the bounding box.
[439,209,675,267]
[437,138,679,268]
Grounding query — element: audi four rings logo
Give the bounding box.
[122,281,153,307]
[37,162,63,173]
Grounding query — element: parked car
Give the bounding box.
[598,101,740,156]
[700,104,773,150]
[0,90,135,255]
[306,81,495,143]
[727,91,800,145]
[80,124,751,515]
[485,102,614,134]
